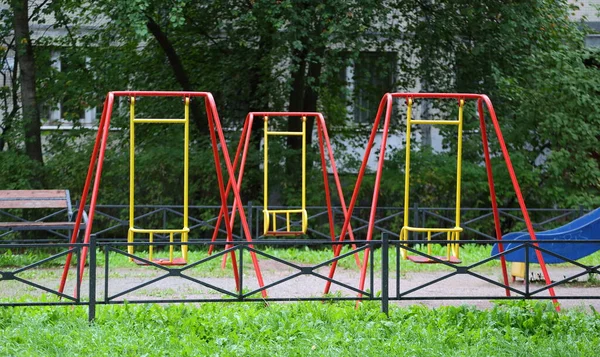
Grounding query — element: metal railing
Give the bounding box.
[1,232,600,321]
[1,204,587,243]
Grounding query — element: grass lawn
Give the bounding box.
[0,301,599,356]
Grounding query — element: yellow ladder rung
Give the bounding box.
[403,226,463,233]
[130,228,190,234]
[266,131,304,136]
[409,119,461,125]
[132,118,187,124]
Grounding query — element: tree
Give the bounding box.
[396,0,600,210]
[9,0,43,164]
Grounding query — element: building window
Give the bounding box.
[45,50,98,128]
[343,52,396,124]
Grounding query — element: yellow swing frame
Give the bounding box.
[262,115,308,236]
[126,96,190,265]
[400,98,465,263]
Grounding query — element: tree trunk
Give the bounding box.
[286,48,307,151]
[12,0,43,164]
[146,16,208,135]
[302,46,324,146]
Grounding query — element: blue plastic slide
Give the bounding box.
[491,208,600,264]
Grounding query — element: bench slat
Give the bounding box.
[0,190,68,209]
[0,221,82,231]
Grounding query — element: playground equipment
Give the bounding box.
[208,112,360,266]
[491,207,600,265]
[58,91,266,298]
[262,115,308,236]
[325,93,558,308]
[126,96,189,265]
[399,98,463,264]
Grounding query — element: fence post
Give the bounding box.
[413,203,419,240]
[381,233,389,316]
[88,234,97,322]
[525,241,530,298]
[248,201,253,238]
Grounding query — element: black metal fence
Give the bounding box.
[1,204,588,243]
[1,233,599,321]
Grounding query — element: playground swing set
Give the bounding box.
[57,90,562,308]
[207,112,362,268]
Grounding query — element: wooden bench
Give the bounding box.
[0,190,86,236]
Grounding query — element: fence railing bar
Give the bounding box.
[11,276,77,301]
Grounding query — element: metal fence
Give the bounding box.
[1,204,588,243]
[1,232,599,321]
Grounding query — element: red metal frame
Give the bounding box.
[324,93,558,310]
[58,91,266,298]
[208,112,361,267]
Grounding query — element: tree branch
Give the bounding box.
[145,14,208,134]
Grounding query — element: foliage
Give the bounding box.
[397,0,600,210]
[0,0,598,219]
[0,302,599,356]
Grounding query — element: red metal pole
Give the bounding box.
[480,95,559,309]
[205,99,241,291]
[477,99,511,297]
[324,94,393,294]
[315,119,362,267]
[73,92,115,297]
[316,122,337,243]
[355,94,395,299]
[208,116,250,256]
[58,94,110,294]
[205,96,266,297]
[220,114,254,271]
[316,115,361,267]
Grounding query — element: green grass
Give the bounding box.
[0,301,599,356]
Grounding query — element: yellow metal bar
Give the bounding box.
[265,209,305,214]
[132,118,187,124]
[446,231,451,260]
[302,209,308,232]
[129,97,136,259]
[400,228,408,259]
[183,97,190,261]
[402,226,463,233]
[427,231,432,256]
[127,230,134,260]
[149,232,154,262]
[410,120,461,125]
[262,116,308,235]
[263,210,269,235]
[127,96,191,264]
[454,99,465,257]
[182,232,188,261]
[263,116,269,234]
[169,232,174,263]
[301,117,307,233]
[400,98,466,261]
[266,131,304,136]
[130,228,190,234]
[402,99,414,231]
